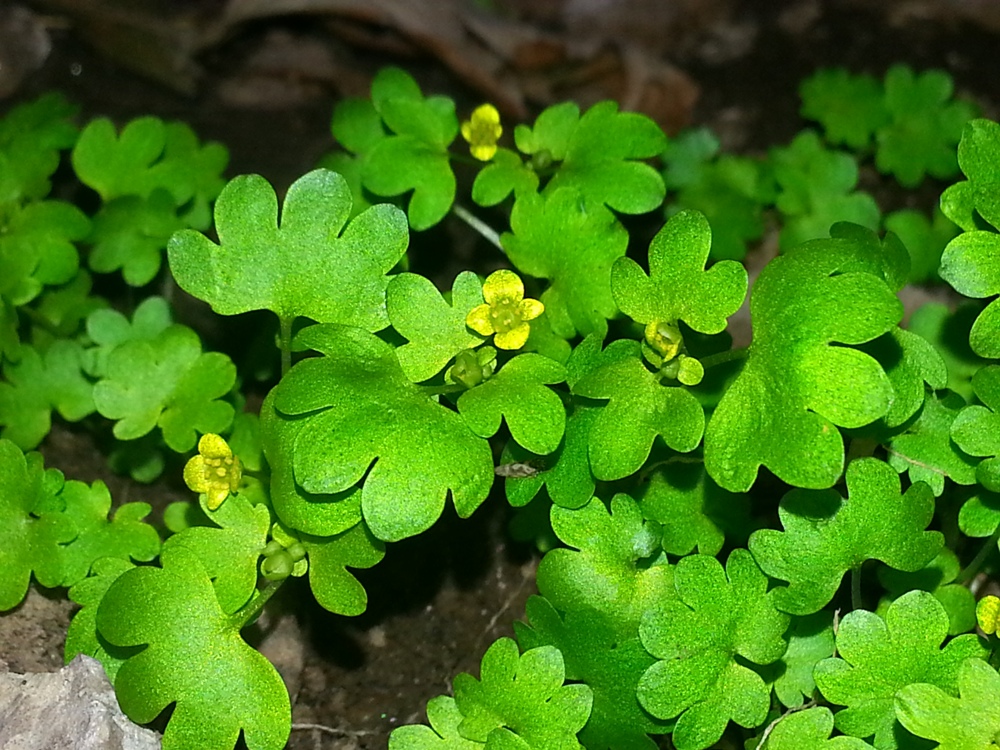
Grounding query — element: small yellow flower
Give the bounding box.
[461,104,502,161]
[977,595,1000,635]
[466,269,544,350]
[183,433,242,511]
[644,320,683,361]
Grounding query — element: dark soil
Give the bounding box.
[1,1,999,748]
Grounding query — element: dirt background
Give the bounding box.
[1,1,999,748]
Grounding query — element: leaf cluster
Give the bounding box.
[3,63,1000,750]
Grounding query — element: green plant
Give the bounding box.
[1,64,998,750]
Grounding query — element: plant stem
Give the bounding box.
[231,580,284,630]
[278,316,292,378]
[958,523,1000,584]
[698,347,749,370]
[851,565,863,611]
[452,204,504,252]
[419,383,465,397]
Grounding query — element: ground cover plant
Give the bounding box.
[1,62,1000,750]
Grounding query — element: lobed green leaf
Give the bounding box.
[390,696,481,750]
[704,235,902,492]
[93,324,236,452]
[770,131,880,250]
[453,637,592,750]
[0,341,95,450]
[516,101,667,214]
[360,67,458,230]
[97,548,290,750]
[876,65,976,187]
[886,390,977,496]
[160,495,270,614]
[58,478,160,587]
[573,341,704,481]
[0,439,75,610]
[272,324,494,542]
[515,596,671,750]
[815,591,987,749]
[638,549,789,750]
[895,658,1000,750]
[749,458,942,615]
[800,68,888,150]
[457,354,567,456]
[637,462,751,558]
[538,495,673,636]
[763,707,874,750]
[502,188,628,338]
[388,271,486,383]
[168,169,408,329]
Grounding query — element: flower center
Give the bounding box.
[490,297,520,333]
[645,320,683,360]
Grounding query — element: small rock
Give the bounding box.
[0,655,160,750]
[0,5,51,99]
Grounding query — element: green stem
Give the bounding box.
[698,347,749,370]
[958,523,1000,584]
[637,455,704,483]
[231,579,284,630]
[278,316,292,378]
[851,565,863,611]
[419,383,466,397]
[452,204,504,252]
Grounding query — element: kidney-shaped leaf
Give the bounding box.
[273,324,494,542]
[97,549,290,750]
[612,209,747,334]
[704,235,902,491]
[168,169,408,330]
[749,459,942,615]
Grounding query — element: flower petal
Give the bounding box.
[466,304,496,336]
[518,298,544,322]
[470,143,498,161]
[183,455,209,494]
[495,323,530,350]
[198,433,232,459]
[206,486,230,511]
[471,104,501,129]
[482,269,524,305]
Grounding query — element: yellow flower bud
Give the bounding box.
[461,104,502,161]
[644,320,683,361]
[977,595,1000,635]
[183,433,242,511]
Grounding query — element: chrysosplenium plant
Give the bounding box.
[3,64,1000,749]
